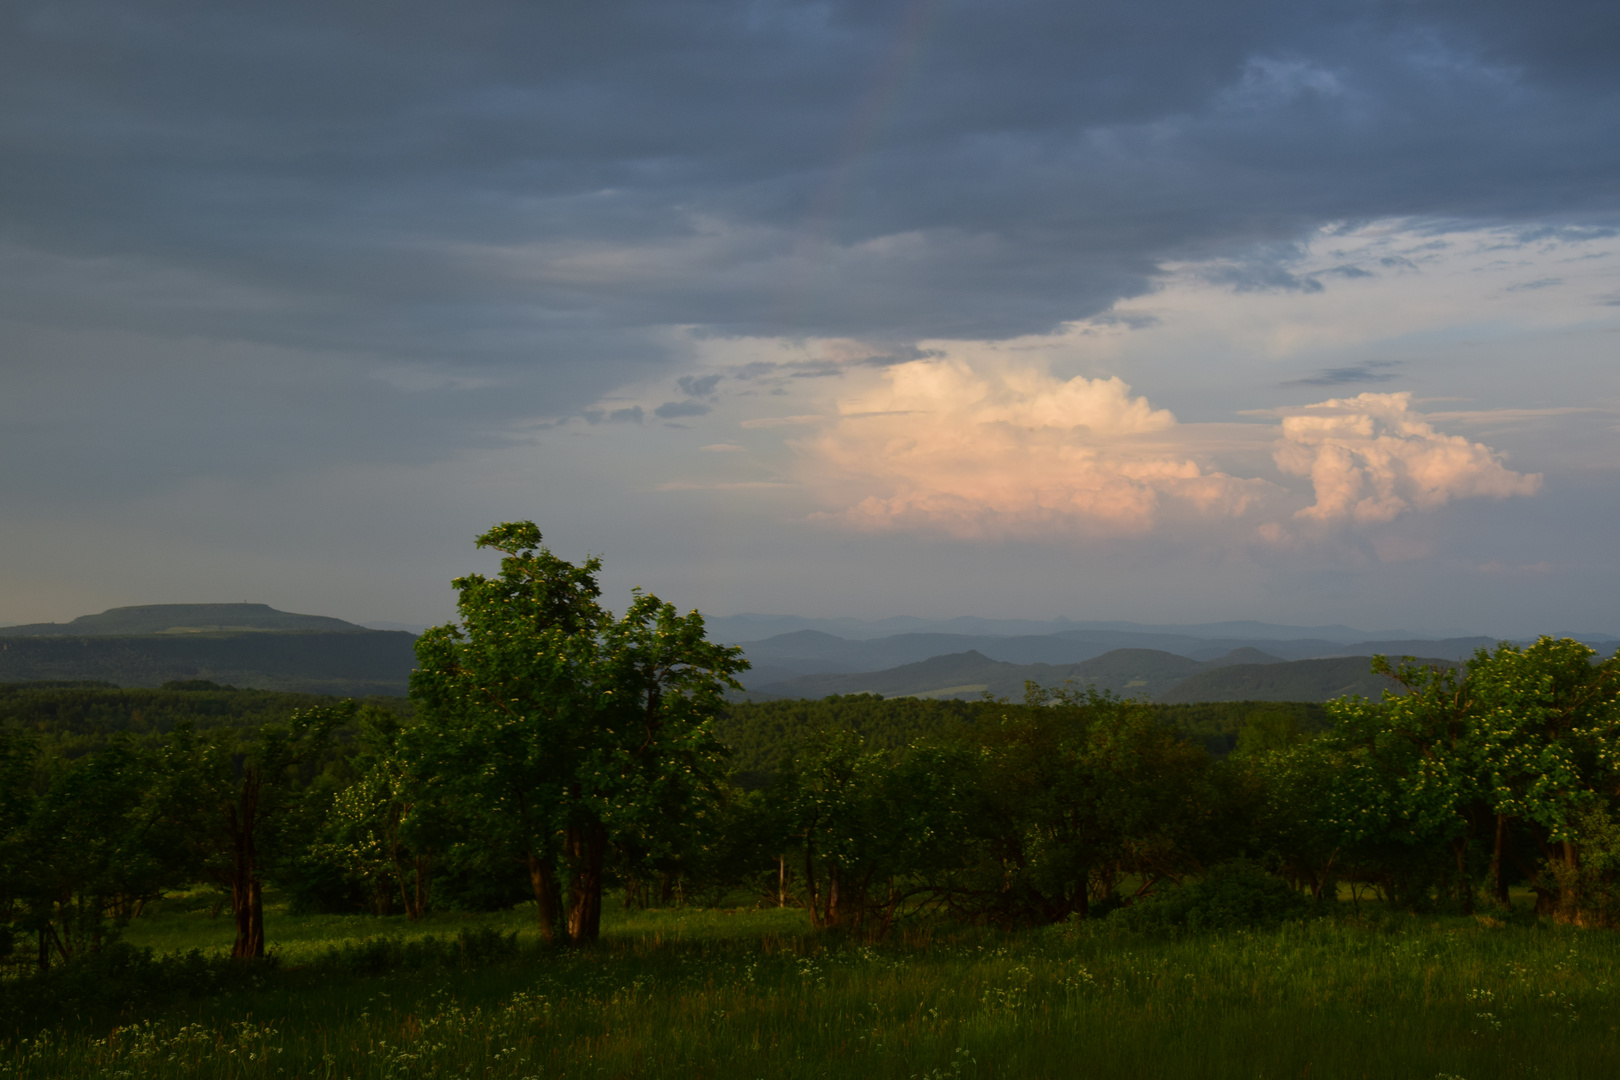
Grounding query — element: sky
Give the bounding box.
[2,0,1617,638]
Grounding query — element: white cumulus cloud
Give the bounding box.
[799,359,1266,537]
[1273,392,1543,525]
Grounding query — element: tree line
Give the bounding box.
[3,522,1619,970]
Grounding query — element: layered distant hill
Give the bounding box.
[3,605,1609,704]
[740,645,1455,703]
[713,616,1610,702]
[0,604,415,696]
[727,626,1506,686]
[703,614,1433,644]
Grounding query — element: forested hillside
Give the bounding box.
[0,680,410,758]
[1157,655,1457,704]
[0,631,417,696]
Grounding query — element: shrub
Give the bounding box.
[1111,860,1311,934]
[306,927,518,975]
[0,943,251,1033]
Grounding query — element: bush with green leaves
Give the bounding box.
[309,926,518,976]
[1111,860,1311,934]
[0,943,246,1033]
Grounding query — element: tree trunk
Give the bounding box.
[1559,838,1581,923]
[394,851,432,920]
[803,842,822,930]
[1453,836,1473,915]
[47,920,69,964]
[564,820,608,943]
[228,770,265,961]
[1491,813,1511,905]
[248,878,265,958]
[414,856,431,919]
[826,863,841,929]
[875,876,899,940]
[526,850,563,944]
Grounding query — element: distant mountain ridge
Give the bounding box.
[706,613,1429,644]
[744,646,1454,704]
[0,603,368,637]
[751,647,1286,703]
[728,627,1503,688]
[3,604,1609,704]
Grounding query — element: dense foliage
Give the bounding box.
[3,528,1620,975]
[406,521,747,945]
[0,631,417,696]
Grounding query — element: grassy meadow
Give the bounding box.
[3,894,1619,1079]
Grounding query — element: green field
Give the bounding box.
[4,896,1618,1079]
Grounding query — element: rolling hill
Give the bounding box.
[727,624,1504,688]
[705,613,1423,643]
[1155,656,1454,704]
[745,646,1455,704]
[749,646,1289,702]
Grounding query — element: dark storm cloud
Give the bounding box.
[3,0,1618,493]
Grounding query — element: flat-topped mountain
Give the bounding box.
[0,604,409,695]
[0,603,368,637]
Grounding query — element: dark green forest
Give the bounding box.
[3,523,1619,982]
[0,631,418,697]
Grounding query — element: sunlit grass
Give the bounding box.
[8,900,1620,1078]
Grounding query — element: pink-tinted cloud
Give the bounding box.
[800,359,1264,537]
[1274,392,1542,524]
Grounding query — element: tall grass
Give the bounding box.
[4,906,1618,1078]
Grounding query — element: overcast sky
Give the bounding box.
[3,0,1617,637]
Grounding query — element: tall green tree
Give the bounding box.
[1319,639,1620,917]
[161,704,348,959]
[2,732,204,969]
[1323,658,1483,911]
[1232,735,1343,900]
[778,729,962,935]
[0,724,39,966]
[1465,638,1620,919]
[410,522,746,944]
[947,684,1216,924]
[312,707,448,919]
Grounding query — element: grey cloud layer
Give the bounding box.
[3,0,1618,494]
